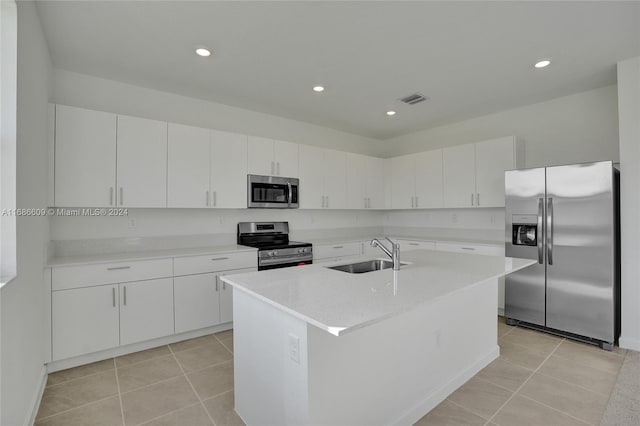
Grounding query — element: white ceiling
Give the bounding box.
[35,1,640,140]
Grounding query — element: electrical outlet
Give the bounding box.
[128,218,137,230]
[451,213,458,223]
[288,333,300,364]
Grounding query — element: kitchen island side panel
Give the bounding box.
[307,278,498,426]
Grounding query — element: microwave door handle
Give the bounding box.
[288,182,292,207]
[537,197,544,264]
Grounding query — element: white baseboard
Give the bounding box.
[619,335,640,351]
[47,323,232,373]
[395,345,500,425]
[24,365,47,426]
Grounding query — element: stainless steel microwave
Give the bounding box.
[247,175,299,208]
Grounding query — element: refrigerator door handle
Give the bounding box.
[547,197,554,265]
[537,197,544,264]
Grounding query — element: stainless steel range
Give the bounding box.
[237,222,313,270]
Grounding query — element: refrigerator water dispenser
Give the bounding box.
[511,215,538,246]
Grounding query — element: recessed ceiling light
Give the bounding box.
[313,86,325,92]
[386,110,397,116]
[534,59,551,68]
[195,47,211,57]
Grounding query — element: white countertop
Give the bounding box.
[222,250,535,336]
[47,245,256,267]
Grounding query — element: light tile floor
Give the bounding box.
[36,319,629,426]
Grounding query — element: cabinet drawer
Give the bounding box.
[397,239,436,251]
[52,258,173,291]
[174,251,256,276]
[436,242,504,256]
[314,242,362,260]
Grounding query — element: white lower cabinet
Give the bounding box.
[52,285,119,361]
[119,278,174,346]
[314,242,363,262]
[174,273,220,334]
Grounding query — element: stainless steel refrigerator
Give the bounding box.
[505,161,619,350]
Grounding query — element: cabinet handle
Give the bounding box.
[112,287,116,307]
[476,193,480,206]
[211,257,229,261]
[461,247,476,251]
[110,187,114,206]
[213,191,217,207]
[123,286,127,306]
[120,187,124,205]
[206,190,210,207]
[333,246,344,249]
[471,193,474,206]
[222,282,226,290]
[271,161,275,175]
[215,281,219,291]
[409,243,419,246]
[277,162,280,175]
[107,266,130,271]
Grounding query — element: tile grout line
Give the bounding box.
[213,332,233,356]
[134,401,203,426]
[113,357,126,426]
[35,393,121,423]
[516,394,595,426]
[169,340,219,426]
[483,337,566,426]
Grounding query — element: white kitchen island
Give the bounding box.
[221,250,534,426]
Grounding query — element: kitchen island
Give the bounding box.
[221,250,535,426]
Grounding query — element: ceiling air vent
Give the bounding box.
[399,93,428,105]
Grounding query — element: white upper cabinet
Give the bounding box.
[443,136,524,208]
[443,144,476,208]
[299,145,346,209]
[247,136,298,177]
[167,124,210,208]
[55,105,117,207]
[298,145,325,209]
[116,115,168,207]
[347,154,385,209]
[210,130,248,208]
[391,150,442,209]
[414,150,443,209]
[475,136,520,207]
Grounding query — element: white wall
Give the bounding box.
[51,69,385,157]
[50,208,382,241]
[381,85,619,168]
[0,2,51,424]
[617,57,640,351]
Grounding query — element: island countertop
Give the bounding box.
[221,250,535,336]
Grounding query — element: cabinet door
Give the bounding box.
[414,149,443,209]
[219,269,257,324]
[116,116,168,207]
[120,278,174,345]
[475,136,515,208]
[211,130,248,208]
[323,149,347,209]
[52,285,119,360]
[366,157,386,209]
[247,136,274,176]
[391,155,415,209]
[174,273,220,333]
[298,145,324,209]
[346,153,367,209]
[167,124,210,208]
[443,144,476,208]
[55,105,116,207]
[274,140,299,177]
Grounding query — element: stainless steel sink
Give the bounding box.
[327,259,407,274]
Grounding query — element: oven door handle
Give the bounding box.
[287,182,292,208]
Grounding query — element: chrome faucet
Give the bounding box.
[370,237,400,270]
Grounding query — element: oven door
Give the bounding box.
[258,260,312,271]
[247,175,299,208]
